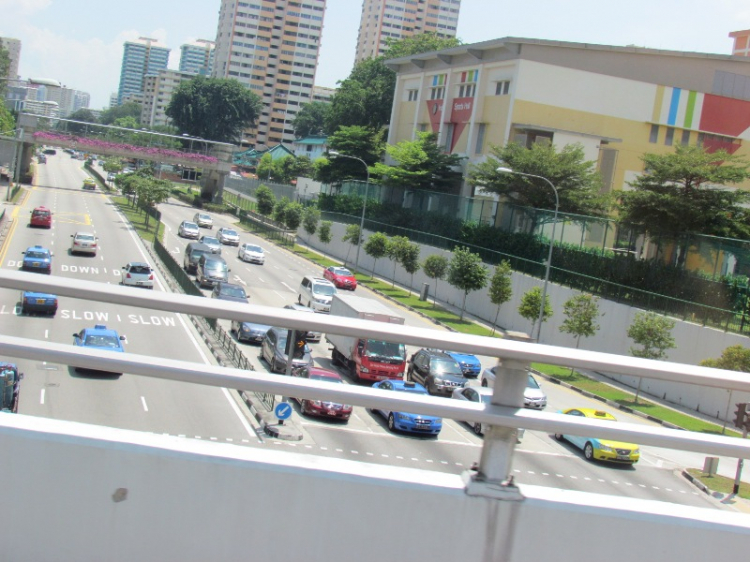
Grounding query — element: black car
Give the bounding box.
[407,349,466,396]
[211,282,248,303]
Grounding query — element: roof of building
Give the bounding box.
[293,136,327,145]
[28,78,62,87]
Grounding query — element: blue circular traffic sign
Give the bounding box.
[274,402,292,421]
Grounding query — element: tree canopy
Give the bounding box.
[382,32,462,59]
[700,345,750,371]
[0,42,10,97]
[468,142,610,217]
[99,102,142,125]
[314,126,384,184]
[618,145,750,240]
[293,101,330,139]
[370,132,463,192]
[447,246,488,320]
[166,76,263,143]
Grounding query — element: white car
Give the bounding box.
[199,235,222,255]
[238,243,265,264]
[451,385,525,440]
[121,262,154,289]
[480,366,548,409]
[193,212,213,229]
[178,220,200,239]
[216,227,240,246]
[70,232,98,255]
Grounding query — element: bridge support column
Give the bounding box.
[200,169,228,203]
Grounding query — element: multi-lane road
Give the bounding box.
[0,152,736,511]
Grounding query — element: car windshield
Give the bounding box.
[276,334,309,353]
[432,357,463,376]
[309,374,341,383]
[33,210,50,217]
[365,340,406,360]
[245,245,262,252]
[220,285,246,298]
[223,229,238,237]
[84,334,121,348]
[25,250,48,259]
[206,261,227,272]
[202,237,219,245]
[332,267,352,276]
[478,393,493,404]
[76,234,95,241]
[184,222,198,229]
[527,374,540,389]
[313,284,336,296]
[199,215,211,220]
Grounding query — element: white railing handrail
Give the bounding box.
[2,269,750,461]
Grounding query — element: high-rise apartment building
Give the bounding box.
[729,30,750,57]
[354,0,461,64]
[117,37,170,105]
[212,0,326,146]
[141,69,197,128]
[0,37,21,82]
[180,39,215,75]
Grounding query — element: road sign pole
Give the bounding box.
[733,424,748,495]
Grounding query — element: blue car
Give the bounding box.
[444,351,482,378]
[72,324,126,375]
[21,291,58,315]
[371,380,442,436]
[21,245,52,274]
[231,320,271,344]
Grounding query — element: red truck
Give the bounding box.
[326,294,406,383]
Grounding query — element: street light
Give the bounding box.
[497,166,559,342]
[329,150,370,273]
[255,143,272,181]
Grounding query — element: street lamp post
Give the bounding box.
[329,150,370,273]
[497,167,559,342]
[255,143,272,181]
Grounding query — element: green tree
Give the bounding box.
[422,254,448,307]
[0,104,15,134]
[318,220,333,247]
[618,145,750,266]
[255,185,275,216]
[0,42,10,97]
[67,109,98,134]
[382,32,462,59]
[113,116,139,129]
[447,246,489,320]
[136,177,172,229]
[166,75,263,143]
[273,196,291,224]
[316,126,385,184]
[257,153,274,182]
[370,132,463,193]
[292,101,330,138]
[386,235,410,287]
[401,242,421,296]
[99,102,141,125]
[342,224,361,265]
[627,312,676,402]
[102,157,124,174]
[302,207,320,238]
[468,142,610,222]
[363,232,389,279]
[518,286,553,338]
[284,202,304,232]
[701,345,750,371]
[560,294,601,348]
[488,261,513,335]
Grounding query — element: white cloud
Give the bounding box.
[0,0,51,16]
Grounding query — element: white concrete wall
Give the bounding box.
[300,224,750,419]
[3,414,750,562]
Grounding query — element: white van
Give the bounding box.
[298,276,337,313]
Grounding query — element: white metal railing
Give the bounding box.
[2,269,750,465]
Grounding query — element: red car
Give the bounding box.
[291,366,352,421]
[323,265,357,290]
[30,206,52,228]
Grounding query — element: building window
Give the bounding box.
[418,123,427,132]
[443,123,454,152]
[649,124,659,143]
[457,83,475,98]
[495,80,510,96]
[407,89,418,101]
[665,127,674,146]
[681,130,691,146]
[429,87,444,100]
[475,123,486,154]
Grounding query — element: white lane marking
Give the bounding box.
[40,388,45,405]
[173,247,180,254]
[281,282,296,292]
[252,272,265,281]
[141,396,149,412]
[44,330,49,339]
[233,276,246,285]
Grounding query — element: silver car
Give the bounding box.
[480,366,547,409]
[121,262,154,289]
[451,386,525,441]
[178,220,200,239]
[216,227,240,246]
[238,243,265,264]
[70,232,98,255]
[283,303,322,342]
[199,235,222,255]
[193,212,213,229]
[261,326,313,374]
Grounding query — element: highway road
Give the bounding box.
[0,152,733,511]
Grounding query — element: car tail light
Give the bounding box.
[126,273,132,279]
[149,274,154,280]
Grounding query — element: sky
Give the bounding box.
[2,0,750,110]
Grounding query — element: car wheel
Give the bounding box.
[481,379,488,388]
[473,422,483,436]
[584,442,595,461]
[406,368,412,381]
[554,433,564,441]
[300,400,307,415]
[387,413,396,432]
[297,294,302,304]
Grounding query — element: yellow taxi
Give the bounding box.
[554,408,640,465]
[82,178,96,190]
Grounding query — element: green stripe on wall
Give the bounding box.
[684,91,697,128]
